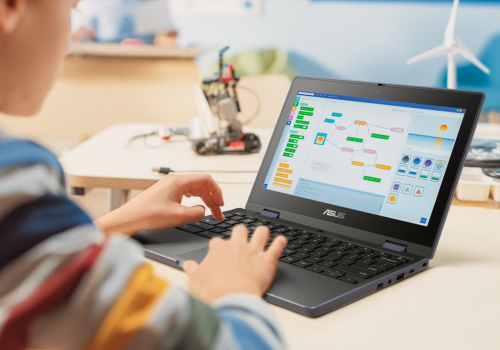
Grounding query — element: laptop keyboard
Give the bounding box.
[177,210,412,285]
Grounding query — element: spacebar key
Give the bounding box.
[333,264,374,279]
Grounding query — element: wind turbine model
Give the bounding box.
[406,0,490,89]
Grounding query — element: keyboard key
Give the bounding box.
[195,230,225,239]
[283,248,297,255]
[222,212,234,217]
[363,253,379,259]
[292,253,310,259]
[339,276,359,284]
[310,251,327,257]
[306,266,324,273]
[349,249,365,255]
[294,239,309,245]
[178,225,203,233]
[322,241,340,247]
[379,256,404,266]
[360,258,378,265]
[293,260,313,268]
[230,216,244,221]
[297,246,315,253]
[303,243,322,249]
[241,218,256,224]
[310,237,325,244]
[280,256,299,264]
[267,224,279,230]
[200,218,221,226]
[336,245,352,251]
[372,261,395,270]
[297,234,313,240]
[316,246,335,253]
[216,223,232,229]
[287,244,302,250]
[324,255,342,262]
[305,256,324,264]
[323,270,345,278]
[337,259,356,266]
[210,227,226,234]
[345,255,363,261]
[218,231,231,237]
[225,220,240,225]
[352,262,385,274]
[333,265,374,279]
[189,222,215,230]
[318,261,337,268]
[331,250,348,257]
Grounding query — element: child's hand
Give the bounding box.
[184,226,287,304]
[95,174,224,236]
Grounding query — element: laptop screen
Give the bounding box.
[262,91,466,227]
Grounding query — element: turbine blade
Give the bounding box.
[456,39,490,74]
[444,0,460,41]
[406,44,448,65]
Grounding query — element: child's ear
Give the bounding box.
[0,0,26,34]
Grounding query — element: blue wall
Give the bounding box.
[172,0,500,104]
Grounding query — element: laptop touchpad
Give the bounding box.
[178,247,209,263]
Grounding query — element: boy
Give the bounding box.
[0,1,287,349]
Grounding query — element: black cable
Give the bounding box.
[152,167,257,175]
[127,131,159,147]
[237,85,261,125]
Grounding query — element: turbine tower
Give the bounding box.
[406,0,490,89]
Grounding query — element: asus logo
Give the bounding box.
[323,209,345,219]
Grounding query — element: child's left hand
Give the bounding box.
[94,174,225,236]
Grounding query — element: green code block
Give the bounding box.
[290,134,304,139]
[420,175,428,179]
[283,153,293,158]
[371,133,389,140]
[294,124,308,130]
[299,103,308,106]
[285,148,296,153]
[297,115,304,119]
[298,111,313,116]
[296,120,310,125]
[363,176,381,183]
[286,143,298,148]
[288,138,298,143]
[293,102,299,106]
[300,106,314,111]
[347,137,363,143]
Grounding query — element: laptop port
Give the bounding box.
[377,283,383,290]
[423,263,427,267]
[388,279,392,285]
[397,273,404,281]
[410,269,414,274]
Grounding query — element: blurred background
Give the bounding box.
[1,0,500,216]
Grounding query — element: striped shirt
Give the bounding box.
[0,131,286,350]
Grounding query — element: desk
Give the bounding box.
[60,123,500,349]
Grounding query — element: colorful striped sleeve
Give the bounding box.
[0,132,286,350]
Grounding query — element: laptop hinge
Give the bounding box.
[382,241,407,252]
[260,209,280,218]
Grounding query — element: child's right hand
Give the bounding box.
[184,226,287,304]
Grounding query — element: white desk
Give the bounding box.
[60,123,500,349]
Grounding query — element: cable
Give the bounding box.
[127,131,159,147]
[237,85,261,125]
[152,167,258,175]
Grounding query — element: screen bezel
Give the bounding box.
[247,77,484,249]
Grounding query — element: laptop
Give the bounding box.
[132,77,484,317]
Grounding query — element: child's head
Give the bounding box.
[0,0,77,117]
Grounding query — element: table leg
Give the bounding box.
[108,189,130,212]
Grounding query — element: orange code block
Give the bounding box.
[376,164,391,170]
[276,172,289,178]
[274,177,293,184]
[352,161,364,166]
[278,168,293,174]
[272,182,291,189]
[355,120,366,125]
[279,163,290,168]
